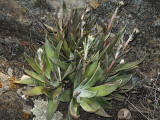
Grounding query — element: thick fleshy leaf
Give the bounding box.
[105,96,114,100]
[83,64,103,89]
[45,55,51,79]
[76,90,97,103]
[99,44,109,60]
[24,69,44,82]
[84,61,98,79]
[14,78,35,85]
[50,58,69,70]
[62,1,67,16]
[44,24,56,32]
[112,56,145,74]
[119,85,134,93]
[63,40,70,57]
[69,98,80,119]
[59,89,71,102]
[55,40,63,59]
[24,54,42,74]
[80,98,111,117]
[46,99,55,120]
[93,97,112,109]
[22,86,43,96]
[68,106,73,120]
[72,9,80,29]
[70,33,76,51]
[62,64,73,80]
[95,105,111,117]
[43,89,53,99]
[52,85,62,98]
[108,74,132,87]
[80,98,100,113]
[73,69,82,89]
[88,81,120,96]
[48,33,58,44]
[90,51,99,62]
[69,72,75,80]
[45,39,58,59]
[111,93,126,100]
[78,90,97,98]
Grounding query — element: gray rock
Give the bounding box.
[30,98,66,120]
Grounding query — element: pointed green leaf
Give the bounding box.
[69,98,80,119]
[73,69,82,89]
[119,85,134,93]
[46,99,54,120]
[111,93,126,100]
[52,85,62,98]
[59,89,71,102]
[24,54,42,74]
[96,23,100,33]
[80,98,100,113]
[46,86,62,119]
[101,21,107,33]
[62,1,67,16]
[63,40,70,57]
[14,78,35,85]
[99,44,109,60]
[105,96,114,100]
[112,56,146,74]
[22,86,43,96]
[88,81,120,96]
[62,64,73,80]
[83,64,103,89]
[93,97,112,109]
[44,24,56,32]
[108,74,132,87]
[84,61,98,79]
[45,55,51,79]
[80,98,111,117]
[24,69,44,82]
[68,107,73,120]
[73,9,80,29]
[78,90,97,98]
[95,105,111,117]
[45,39,58,59]
[55,40,63,59]
[49,58,69,70]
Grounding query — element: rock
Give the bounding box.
[0,72,10,96]
[0,91,28,120]
[7,67,13,76]
[52,111,64,120]
[118,108,131,120]
[30,98,66,120]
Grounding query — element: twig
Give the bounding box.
[126,99,149,120]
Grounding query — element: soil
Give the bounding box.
[0,0,160,120]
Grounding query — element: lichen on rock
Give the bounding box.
[30,98,65,120]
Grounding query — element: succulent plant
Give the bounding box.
[15,1,145,120]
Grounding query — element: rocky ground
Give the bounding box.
[0,0,160,120]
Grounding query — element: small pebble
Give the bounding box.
[118,108,131,120]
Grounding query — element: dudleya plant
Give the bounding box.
[15,1,145,120]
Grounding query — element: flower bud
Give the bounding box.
[120,59,125,64]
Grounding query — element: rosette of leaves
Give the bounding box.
[15,1,145,120]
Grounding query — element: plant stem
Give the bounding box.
[106,60,115,73]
